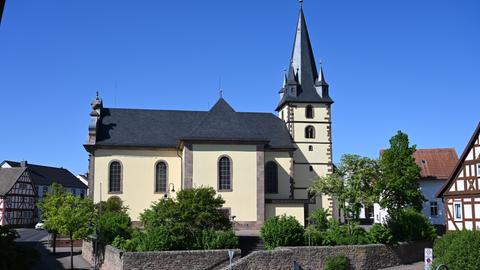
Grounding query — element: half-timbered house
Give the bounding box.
[438,122,480,231]
[0,165,37,227]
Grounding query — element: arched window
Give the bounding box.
[306,105,314,119]
[218,156,232,191]
[109,161,122,193]
[265,162,278,194]
[155,162,167,193]
[305,126,315,139]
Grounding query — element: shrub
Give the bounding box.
[324,255,349,270]
[308,208,330,231]
[261,215,304,250]
[97,211,132,244]
[304,225,324,246]
[113,187,237,251]
[322,220,371,246]
[387,208,436,242]
[369,223,394,244]
[432,230,480,270]
[194,229,238,250]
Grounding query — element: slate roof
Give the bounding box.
[276,7,333,110]
[95,98,295,149]
[0,167,26,196]
[4,161,87,189]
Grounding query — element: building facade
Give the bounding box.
[0,165,37,227]
[438,122,480,231]
[85,4,336,231]
[1,160,88,199]
[374,148,458,230]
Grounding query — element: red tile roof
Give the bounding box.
[380,148,459,180]
[413,149,458,180]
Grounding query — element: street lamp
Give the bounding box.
[163,183,176,198]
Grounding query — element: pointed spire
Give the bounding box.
[282,68,287,88]
[316,61,329,86]
[276,1,333,111]
[289,4,318,87]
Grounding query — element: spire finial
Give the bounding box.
[299,0,303,8]
[219,77,223,99]
[96,90,99,99]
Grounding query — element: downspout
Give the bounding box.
[176,142,183,190]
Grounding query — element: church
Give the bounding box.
[84,3,336,231]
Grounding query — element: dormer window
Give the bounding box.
[306,105,314,119]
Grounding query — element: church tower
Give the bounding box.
[276,2,336,218]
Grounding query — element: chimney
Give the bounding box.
[20,160,28,167]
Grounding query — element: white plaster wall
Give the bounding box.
[420,180,446,225]
[94,149,182,220]
[192,144,257,222]
[264,152,292,200]
[265,203,305,226]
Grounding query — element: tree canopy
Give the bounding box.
[310,154,379,220]
[375,131,424,214]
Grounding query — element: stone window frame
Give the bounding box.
[108,160,123,194]
[265,161,279,194]
[305,125,315,139]
[154,160,169,194]
[305,105,314,119]
[217,155,233,192]
[219,207,232,220]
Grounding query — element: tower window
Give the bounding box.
[265,161,278,194]
[218,156,232,191]
[309,166,313,172]
[309,145,313,151]
[306,105,314,119]
[305,126,315,139]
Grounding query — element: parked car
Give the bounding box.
[35,221,44,230]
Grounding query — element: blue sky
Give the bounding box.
[1,0,479,174]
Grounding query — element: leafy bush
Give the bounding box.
[432,230,480,270]
[194,229,239,250]
[261,215,304,250]
[369,223,394,244]
[387,208,436,242]
[322,221,371,246]
[97,211,132,244]
[324,255,349,270]
[114,187,237,251]
[304,225,324,246]
[308,208,330,231]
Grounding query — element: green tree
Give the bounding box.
[37,183,65,254]
[310,154,379,220]
[38,185,94,269]
[375,131,424,215]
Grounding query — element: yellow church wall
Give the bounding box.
[290,103,329,122]
[93,149,182,220]
[191,144,258,222]
[264,152,292,200]
[265,203,305,226]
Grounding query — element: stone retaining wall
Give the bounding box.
[222,241,433,270]
[83,241,431,270]
[82,241,241,270]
